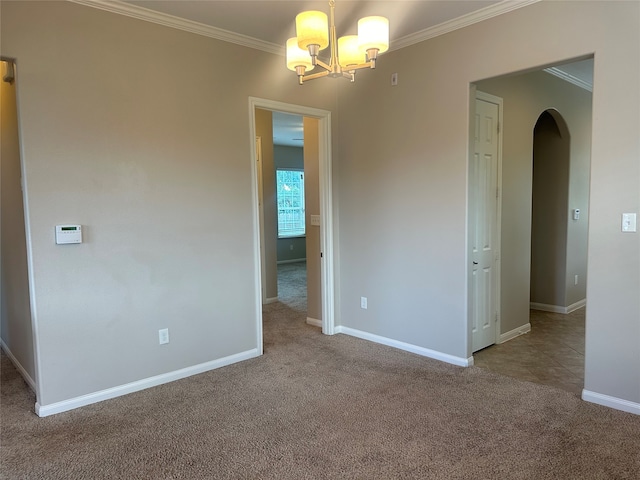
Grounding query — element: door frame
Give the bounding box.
[468,89,503,355]
[254,136,267,304]
[248,97,336,355]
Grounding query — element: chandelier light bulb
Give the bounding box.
[296,11,329,51]
[286,37,314,72]
[358,16,389,56]
[338,35,364,69]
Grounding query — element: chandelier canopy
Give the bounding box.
[286,0,389,85]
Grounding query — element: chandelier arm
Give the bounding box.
[300,70,331,83]
[346,61,376,72]
[341,71,355,82]
[314,58,333,72]
[328,0,340,74]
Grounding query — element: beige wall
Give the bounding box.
[0,0,336,408]
[335,1,638,405]
[1,61,35,384]
[476,69,592,330]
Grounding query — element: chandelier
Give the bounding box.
[286,0,389,84]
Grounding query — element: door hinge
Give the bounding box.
[497,122,500,134]
[496,187,499,198]
[320,252,323,258]
[495,313,499,323]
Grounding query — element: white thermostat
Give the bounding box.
[55,225,82,244]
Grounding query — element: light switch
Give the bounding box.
[622,213,637,232]
[310,215,321,226]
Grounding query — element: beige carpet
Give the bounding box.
[2,266,640,478]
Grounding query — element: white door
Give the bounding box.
[470,94,501,352]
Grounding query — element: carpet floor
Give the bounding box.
[2,267,639,478]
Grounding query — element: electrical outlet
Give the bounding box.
[158,328,169,345]
[360,296,368,309]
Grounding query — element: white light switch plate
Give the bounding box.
[622,213,637,232]
[310,215,321,226]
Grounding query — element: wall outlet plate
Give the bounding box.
[159,328,169,345]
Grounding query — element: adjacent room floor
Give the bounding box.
[274,262,585,396]
[473,308,585,396]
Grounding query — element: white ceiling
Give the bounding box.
[122,0,503,50]
[92,1,592,147]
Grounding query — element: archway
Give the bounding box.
[530,110,571,307]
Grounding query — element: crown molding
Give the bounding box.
[543,67,593,92]
[68,0,283,55]
[390,0,540,51]
[70,0,540,57]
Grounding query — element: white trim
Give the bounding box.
[336,326,472,367]
[498,323,531,343]
[248,98,335,345]
[543,67,593,92]
[582,390,640,416]
[306,317,322,328]
[318,110,336,336]
[276,258,306,265]
[263,297,278,305]
[71,0,538,56]
[69,0,282,55]
[530,299,586,314]
[0,339,36,392]
[390,0,540,51]
[36,348,259,417]
[256,136,267,305]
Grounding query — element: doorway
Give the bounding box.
[470,59,592,394]
[270,112,310,322]
[248,98,335,356]
[1,58,37,392]
[469,91,503,353]
[530,110,573,311]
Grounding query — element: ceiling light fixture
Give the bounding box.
[286,0,389,85]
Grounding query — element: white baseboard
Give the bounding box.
[35,348,260,417]
[582,389,640,416]
[276,258,306,265]
[530,299,586,314]
[0,338,36,392]
[263,297,278,305]
[566,299,587,313]
[335,326,472,367]
[306,317,322,327]
[498,323,531,343]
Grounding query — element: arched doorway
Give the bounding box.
[530,110,571,307]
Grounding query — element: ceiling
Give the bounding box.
[94,1,592,147]
[122,0,503,51]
